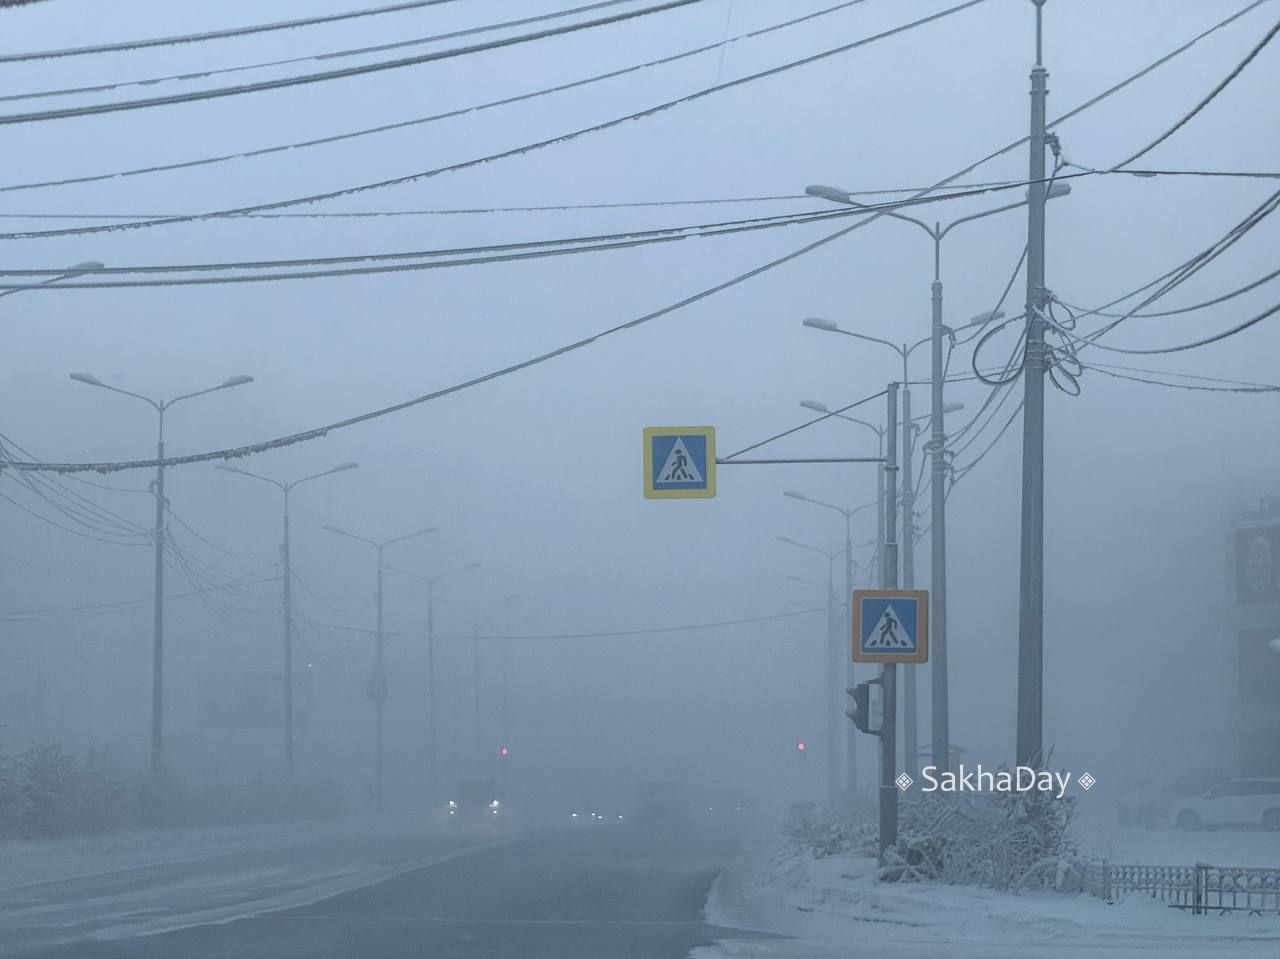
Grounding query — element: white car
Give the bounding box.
[1171,778,1280,831]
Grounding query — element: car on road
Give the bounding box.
[1170,778,1280,830]
[447,778,507,832]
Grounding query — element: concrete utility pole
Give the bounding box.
[216,462,358,783]
[324,524,438,810]
[880,383,900,860]
[70,371,252,778]
[900,385,917,778]
[1017,0,1050,768]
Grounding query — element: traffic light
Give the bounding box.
[499,746,510,757]
[796,741,807,752]
[846,679,883,737]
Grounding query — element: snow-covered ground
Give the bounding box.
[0,813,510,955]
[700,824,1280,959]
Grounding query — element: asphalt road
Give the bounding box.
[18,824,768,958]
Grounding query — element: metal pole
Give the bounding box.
[901,384,917,778]
[844,514,856,798]
[880,383,900,861]
[472,619,482,756]
[282,491,294,782]
[930,244,951,772]
[826,557,839,803]
[876,433,885,588]
[427,582,438,805]
[1017,3,1049,769]
[150,416,165,778]
[374,553,385,811]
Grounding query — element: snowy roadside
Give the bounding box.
[698,828,1280,959]
[0,811,439,891]
[0,813,511,954]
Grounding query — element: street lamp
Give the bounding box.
[806,180,1070,772]
[385,560,481,804]
[69,371,253,779]
[323,523,437,810]
[0,261,104,301]
[215,462,358,783]
[778,534,845,800]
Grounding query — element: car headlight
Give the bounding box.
[489,799,501,808]
[448,800,457,808]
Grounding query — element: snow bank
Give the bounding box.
[701,828,1280,958]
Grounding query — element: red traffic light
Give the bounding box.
[499,746,510,757]
[796,741,806,752]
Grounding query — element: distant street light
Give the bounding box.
[324,523,437,810]
[215,462,358,783]
[69,370,252,779]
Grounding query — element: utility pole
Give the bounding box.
[929,270,950,773]
[281,491,294,779]
[880,383,900,860]
[1017,0,1050,769]
[150,419,166,777]
[900,384,917,778]
[472,617,482,756]
[843,514,855,799]
[427,581,438,805]
[374,553,386,809]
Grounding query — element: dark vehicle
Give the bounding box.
[447,778,506,831]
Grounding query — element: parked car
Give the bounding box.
[1170,778,1280,831]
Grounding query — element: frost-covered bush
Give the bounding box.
[781,800,875,859]
[886,784,1078,890]
[0,741,127,839]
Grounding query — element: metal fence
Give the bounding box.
[1084,861,1280,915]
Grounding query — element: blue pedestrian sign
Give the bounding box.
[853,589,929,663]
[643,426,716,499]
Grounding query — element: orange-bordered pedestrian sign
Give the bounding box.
[643,426,716,499]
[853,589,929,663]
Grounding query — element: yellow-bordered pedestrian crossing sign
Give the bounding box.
[853,589,929,663]
[643,426,715,499]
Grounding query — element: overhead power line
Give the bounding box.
[0,0,992,241]
[0,0,643,105]
[0,0,871,197]
[1110,14,1280,170]
[0,181,1068,289]
[0,0,709,125]
[0,0,464,63]
[0,5,1251,475]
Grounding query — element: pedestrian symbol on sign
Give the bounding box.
[657,438,702,484]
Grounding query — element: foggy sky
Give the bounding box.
[1,0,1276,808]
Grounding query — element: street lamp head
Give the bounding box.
[321,524,349,536]
[799,400,830,414]
[776,536,799,546]
[966,309,1005,326]
[69,371,104,387]
[1046,182,1072,199]
[782,490,810,502]
[802,317,839,332]
[220,375,253,388]
[332,462,359,472]
[805,184,850,204]
[70,261,104,272]
[942,402,965,414]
